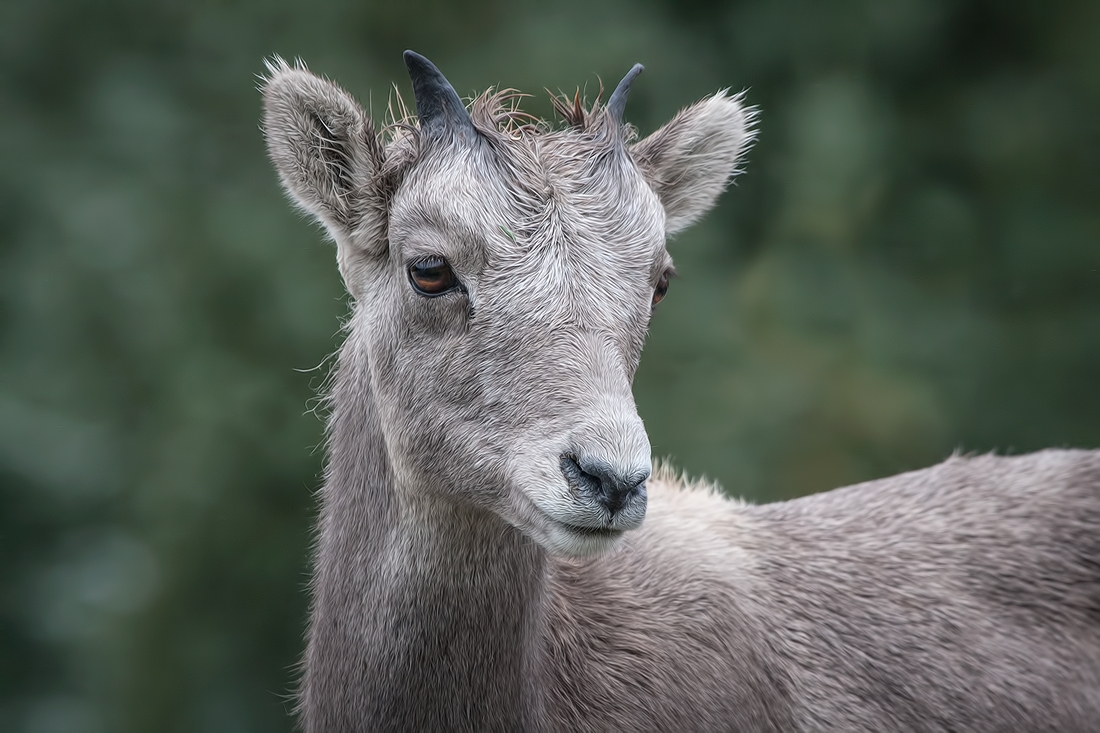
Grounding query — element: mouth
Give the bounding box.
[532,499,624,538]
[518,495,630,556]
[544,518,626,557]
[557,521,624,540]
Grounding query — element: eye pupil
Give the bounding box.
[408,257,459,296]
[652,272,670,306]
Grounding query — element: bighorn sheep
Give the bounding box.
[262,51,1100,731]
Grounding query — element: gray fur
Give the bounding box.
[261,54,1100,732]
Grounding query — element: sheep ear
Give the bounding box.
[261,58,384,247]
[631,91,755,236]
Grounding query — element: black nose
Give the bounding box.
[560,456,649,516]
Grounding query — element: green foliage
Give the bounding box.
[1,0,1097,729]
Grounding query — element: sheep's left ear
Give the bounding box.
[631,91,755,236]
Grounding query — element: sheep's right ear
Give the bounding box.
[261,58,385,257]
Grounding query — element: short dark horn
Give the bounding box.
[606,63,644,123]
[403,50,475,136]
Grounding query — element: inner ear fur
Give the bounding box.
[631,91,755,236]
[262,58,384,243]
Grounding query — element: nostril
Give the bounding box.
[599,473,648,515]
[560,455,601,494]
[561,455,649,516]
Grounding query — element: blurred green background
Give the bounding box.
[1,0,1097,730]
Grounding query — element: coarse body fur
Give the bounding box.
[262,53,1100,731]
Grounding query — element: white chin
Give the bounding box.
[540,521,625,558]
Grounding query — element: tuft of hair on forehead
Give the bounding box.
[376,84,635,211]
[381,83,624,151]
[549,86,619,134]
[471,90,545,135]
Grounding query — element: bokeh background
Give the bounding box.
[2,0,1098,730]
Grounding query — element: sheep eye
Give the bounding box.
[652,271,670,307]
[408,257,460,296]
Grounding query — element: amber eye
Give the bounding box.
[408,257,460,296]
[652,271,670,307]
